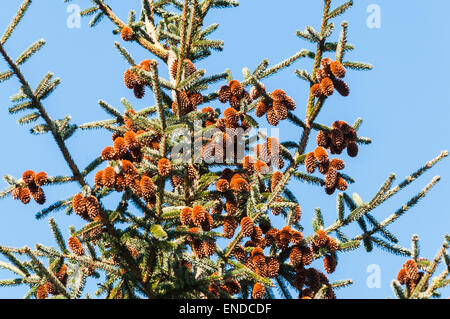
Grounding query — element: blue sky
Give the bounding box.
[0,0,448,299]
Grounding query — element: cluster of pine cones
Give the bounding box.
[198,80,252,163]
[304,120,359,194]
[305,147,347,195]
[317,120,359,156]
[295,267,336,299]
[36,264,68,299]
[229,220,339,298]
[310,58,349,98]
[124,60,154,99]
[226,219,340,298]
[216,169,249,194]
[12,170,48,205]
[72,193,100,221]
[172,89,204,116]
[208,274,242,297]
[173,155,342,298]
[61,43,353,299]
[219,80,252,110]
[170,58,204,116]
[219,80,296,127]
[199,106,252,164]
[94,110,168,208]
[195,82,266,164]
[120,27,204,116]
[35,253,95,299]
[255,88,296,126]
[312,230,339,274]
[254,137,285,171]
[396,259,429,297]
[179,205,216,259]
[70,110,172,253]
[284,230,340,299]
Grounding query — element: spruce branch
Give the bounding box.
[1,0,32,45]
[0,70,13,83]
[24,247,71,298]
[0,247,29,277]
[361,175,441,238]
[343,61,372,71]
[336,21,348,63]
[114,41,135,66]
[257,49,313,80]
[89,11,105,27]
[175,0,190,86]
[34,245,119,274]
[423,269,449,298]
[327,0,353,20]
[16,39,46,66]
[370,237,411,257]
[411,241,449,298]
[391,280,407,299]
[330,279,353,289]
[48,218,69,254]
[0,43,86,186]
[412,234,420,261]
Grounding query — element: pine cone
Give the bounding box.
[320,77,334,97]
[68,236,85,256]
[347,141,359,157]
[271,171,283,192]
[273,100,288,120]
[314,147,329,164]
[266,107,279,126]
[310,83,323,98]
[158,158,172,176]
[324,254,337,274]
[305,152,318,174]
[255,99,268,117]
[333,78,350,96]
[330,61,346,78]
[121,26,134,41]
[290,245,303,267]
[102,166,116,188]
[180,207,193,226]
[252,283,266,299]
[35,172,48,186]
[240,217,254,237]
[266,256,280,278]
[223,216,237,239]
[192,206,207,226]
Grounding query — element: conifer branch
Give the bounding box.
[92,0,168,60]
[0,34,151,295]
[0,43,86,187]
[0,0,447,300]
[24,247,71,298]
[175,0,190,86]
[1,0,32,45]
[411,241,449,298]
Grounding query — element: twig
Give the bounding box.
[93,0,168,61]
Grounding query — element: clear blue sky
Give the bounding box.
[0,0,448,299]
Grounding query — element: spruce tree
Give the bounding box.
[0,0,448,299]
